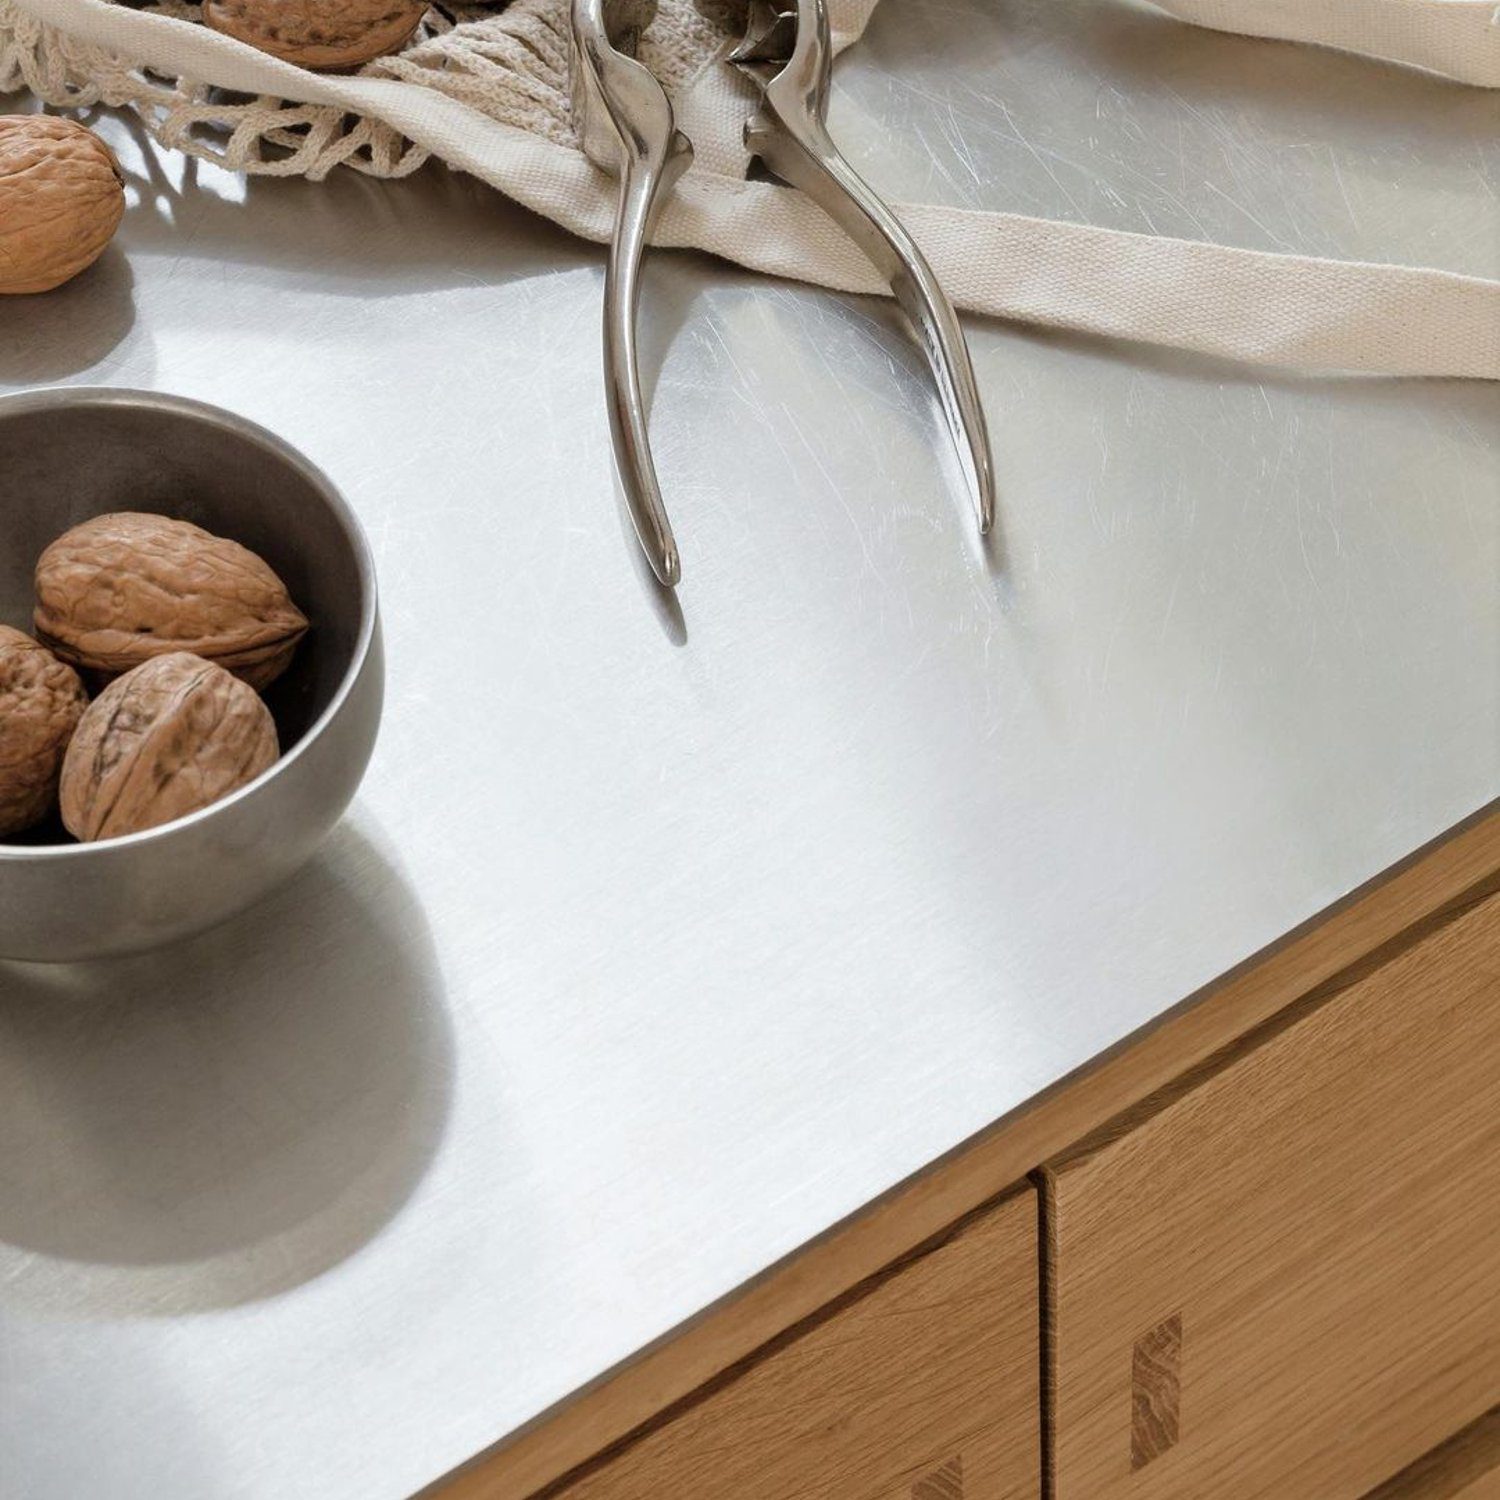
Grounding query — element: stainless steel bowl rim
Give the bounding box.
[0,386,378,864]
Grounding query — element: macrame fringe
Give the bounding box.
[0,0,737,181]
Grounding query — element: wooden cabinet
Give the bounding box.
[554,1185,1039,1500]
[1041,891,1500,1500]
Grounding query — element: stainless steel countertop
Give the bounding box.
[2,2,1497,1496]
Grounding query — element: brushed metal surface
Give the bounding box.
[1,0,1496,1496]
[0,389,383,962]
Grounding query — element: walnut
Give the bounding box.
[203,0,430,69]
[0,116,126,295]
[60,653,279,842]
[0,626,88,837]
[35,512,309,692]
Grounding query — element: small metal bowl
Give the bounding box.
[0,388,383,963]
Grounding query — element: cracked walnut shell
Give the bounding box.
[203,0,431,69]
[0,626,88,838]
[35,511,309,692]
[0,116,125,295]
[60,653,279,842]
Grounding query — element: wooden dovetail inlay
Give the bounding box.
[911,1454,963,1499]
[1131,1314,1183,1470]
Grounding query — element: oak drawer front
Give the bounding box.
[556,1185,1039,1500]
[1044,890,1500,1500]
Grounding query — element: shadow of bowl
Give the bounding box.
[0,819,452,1316]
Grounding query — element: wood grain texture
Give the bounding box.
[548,1187,1038,1500]
[1130,1314,1182,1470]
[1044,889,1500,1500]
[911,1455,966,1500]
[1365,1408,1500,1500]
[431,804,1500,1500]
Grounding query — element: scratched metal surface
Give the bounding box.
[1,1,1497,1496]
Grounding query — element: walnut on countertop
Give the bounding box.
[60,652,280,842]
[0,116,125,295]
[35,511,309,692]
[0,625,89,837]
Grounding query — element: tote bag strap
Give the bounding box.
[657,181,1500,380]
[1146,0,1500,88]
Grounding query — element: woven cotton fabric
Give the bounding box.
[2,0,1498,379]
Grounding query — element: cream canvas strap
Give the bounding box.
[5,0,1498,379]
[1146,0,1500,88]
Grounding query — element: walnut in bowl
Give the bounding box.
[60,652,281,843]
[0,626,87,838]
[35,511,309,690]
